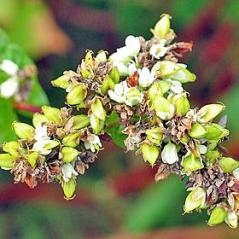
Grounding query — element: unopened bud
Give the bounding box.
[141,143,159,166]
[208,207,227,226]
[90,114,105,134]
[95,50,107,63]
[204,123,229,141]
[42,106,62,125]
[66,84,87,105]
[225,211,238,228]
[161,141,179,164]
[101,75,115,94]
[109,67,120,83]
[12,122,34,140]
[170,93,190,116]
[61,147,79,163]
[51,75,70,89]
[125,88,143,106]
[184,187,206,213]
[70,115,90,130]
[3,141,20,157]
[197,104,224,123]
[218,157,239,173]
[152,61,180,78]
[171,68,196,83]
[151,14,171,39]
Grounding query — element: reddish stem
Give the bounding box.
[14,102,41,113]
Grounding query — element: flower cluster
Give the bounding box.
[0,14,238,227]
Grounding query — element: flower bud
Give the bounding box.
[42,106,62,125]
[171,68,196,83]
[27,152,39,167]
[218,157,239,173]
[181,152,204,173]
[32,113,48,127]
[170,94,190,116]
[204,123,229,141]
[51,75,70,89]
[84,135,102,152]
[70,115,90,130]
[91,98,106,121]
[63,132,81,147]
[184,187,206,213]
[90,114,104,134]
[109,67,120,83]
[0,153,15,170]
[12,122,34,140]
[3,141,20,157]
[152,95,175,120]
[101,75,115,94]
[145,127,163,145]
[208,207,227,226]
[189,123,206,139]
[125,88,143,106]
[161,141,179,164]
[61,147,79,163]
[95,50,107,63]
[197,104,224,123]
[151,14,171,39]
[62,178,76,200]
[66,84,87,105]
[225,211,238,228]
[141,143,159,166]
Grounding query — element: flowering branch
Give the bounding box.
[0,14,238,228]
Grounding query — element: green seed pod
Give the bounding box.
[62,178,76,200]
[101,75,115,94]
[70,115,90,130]
[51,75,70,89]
[109,67,120,83]
[181,152,204,173]
[151,14,171,39]
[32,113,48,127]
[27,152,39,167]
[170,94,190,116]
[197,104,225,123]
[42,106,62,125]
[3,141,20,157]
[91,98,106,121]
[12,122,35,140]
[63,132,81,147]
[208,207,227,226]
[145,127,163,145]
[90,114,104,134]
[218,157,239,173]
[171,68,196,83]
[61,147,79,163]
[141,143,159,166]
[204,123,229,141]
[184,187,206,213]
[66,84,87,105]
[152,61,181,78]
[205,150,221,164]
[0,153,16,170]
[189,123,206,139]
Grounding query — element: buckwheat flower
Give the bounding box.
[225,211,238,228]
[138,67,155,88]
[0,59,20,98]
[125,87,143,106]
[108,81,129,104]
[62,163,78,182]
[84,135,102,153]
[167,79,184,94]
[161,141,179,164]
[34,125,50,141]
[149,40,168,59]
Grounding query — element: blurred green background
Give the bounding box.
[1,0,239,238]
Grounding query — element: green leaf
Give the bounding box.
[105,111,127,148]
[0,99,17,143]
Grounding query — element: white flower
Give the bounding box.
[34,125,50,141]
[0,77,19,98]
[225,211,238,228]
[198,145,207,154]
[125,87,143,106]
[108,81,129,104]
[110,36,140,75]
[128,62,137,75]
[161,141,179,164]
[0,59,19,75]
[84,135,102,152]
[62,163,78,182]
[167,79,184,93]
[149,41,168,59]
[0,59,20,99]
[138,67,155,88]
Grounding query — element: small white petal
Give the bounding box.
[32,140,52,155]
[168,79,184,93]
[84,135,102,152]
[0,59,19,75]
[199,145,207,154]
[150,43,168,59]
[125,35,140,55]
[225,211,238,228]
[138,67,155,88]
[34,125,50,141]
[128,62,137,75]
[233,168,239,179]
[161,142,179,164]
[0,77,19,98]
[62,163,78,182]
